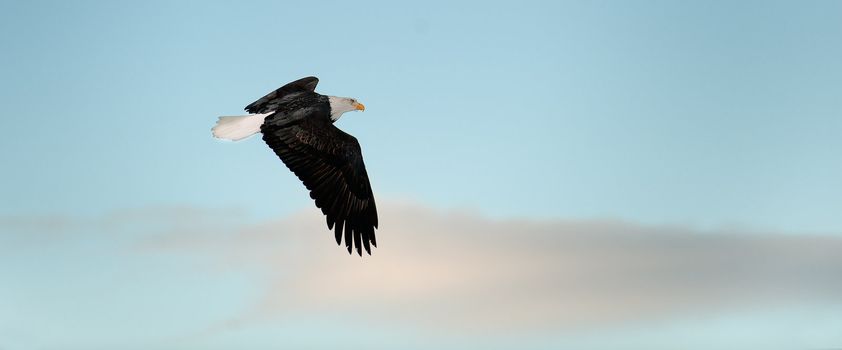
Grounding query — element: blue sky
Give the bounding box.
[2,1,842,349]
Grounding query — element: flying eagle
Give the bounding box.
[212,77,378,255]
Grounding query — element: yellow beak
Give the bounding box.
[355,102,366,111]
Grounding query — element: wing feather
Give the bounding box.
[261,107,378,255]
[245,77,319,114]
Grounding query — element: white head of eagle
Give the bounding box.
[328,96,366,121]
[211,76,379,256]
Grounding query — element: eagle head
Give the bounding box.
[328,96,365,121]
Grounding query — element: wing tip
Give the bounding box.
[332,222,376,256]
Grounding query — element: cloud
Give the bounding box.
[140,200,842,333]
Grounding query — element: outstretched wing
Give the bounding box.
[245,76,319,114]
[261,113,378,255]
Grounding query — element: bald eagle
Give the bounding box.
[212,77,378,255]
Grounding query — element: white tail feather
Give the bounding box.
[211,113,271,141]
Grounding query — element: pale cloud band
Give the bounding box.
[138,201,842,333]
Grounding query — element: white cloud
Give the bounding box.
[141,200,842,332]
